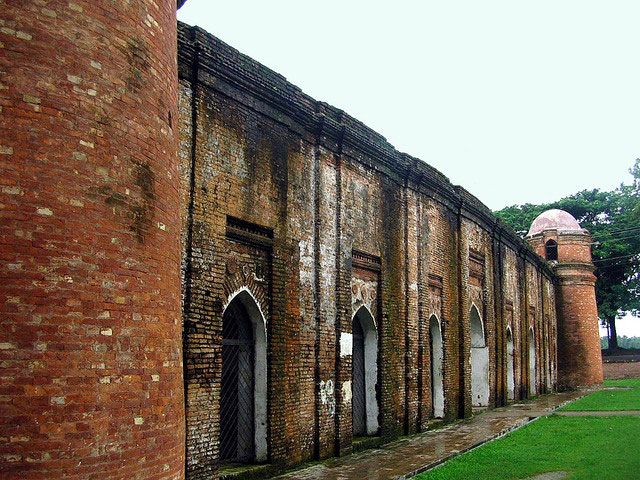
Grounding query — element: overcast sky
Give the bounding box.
[178,1,639,334]
[178,0,639,212]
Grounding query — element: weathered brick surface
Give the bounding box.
[0,1,184,479]
[177,23,559,478]
[529,231,603,389]
[3,8,590,478]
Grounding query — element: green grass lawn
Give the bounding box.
[415,415,640,480]
[416,380,640,480]
[558,379,640,411]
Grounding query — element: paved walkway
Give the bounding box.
[275,391,590,480]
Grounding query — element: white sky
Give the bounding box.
[178,1,639,335]
[178,0,639,211]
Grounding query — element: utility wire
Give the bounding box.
[595,260,639,270]
[591,226,640,238]
[592,234,640,245]
[593,253,640,264]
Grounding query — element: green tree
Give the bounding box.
[495,160,640,350]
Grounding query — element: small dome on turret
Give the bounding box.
[527,209,582,237]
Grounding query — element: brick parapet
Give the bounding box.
[176,22,555,281]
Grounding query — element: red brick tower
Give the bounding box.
[1,1,185,478]
[527,209,604,390]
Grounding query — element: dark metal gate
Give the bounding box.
[352,315,366,437]
[220,300,254,463]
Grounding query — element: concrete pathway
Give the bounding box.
[274,391,590,480]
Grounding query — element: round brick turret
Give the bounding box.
[527,209,604,390]
[0,1,185,478]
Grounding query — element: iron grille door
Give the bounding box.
[220,300,255,463]
[352,316,366,437]
[429,327,435,416]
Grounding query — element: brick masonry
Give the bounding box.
[0,6,601,479]
[529,231,604,390]
[0,1,184,479]
[177,23,561,479]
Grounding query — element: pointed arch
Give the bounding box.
[352,305,379,436]
[223,287,268,342]
[529,326,536,395]
[470,303,485,348]
[470,304,489,407]
[506,325,515,401]
[429,315,444,418]
[221,288,267,462]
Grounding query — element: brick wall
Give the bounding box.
[177,22,559,479]
[0,2,184,479]
[0,4,587,479]
[529,231,602,389]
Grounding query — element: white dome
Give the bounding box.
[527,209,582,237]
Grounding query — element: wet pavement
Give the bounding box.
[274,391,590,480]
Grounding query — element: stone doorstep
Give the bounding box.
[219,462,276,480]
[352,435,384,453]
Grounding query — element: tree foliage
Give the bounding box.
[495,160,640,349]
[601,336,640,350]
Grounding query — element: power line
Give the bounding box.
[595,260,639,271]
[592,234,640,246]
[591,226,640,239]
[593,253,640,264]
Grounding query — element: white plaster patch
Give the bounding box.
[340,332,353,357]
[342,380,352,404]
[319,379,335,416]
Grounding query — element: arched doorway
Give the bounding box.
[429,315,444,418]
[470,305,489,407]
[506,327,515,401]
[220,290,267,463]
[529,327,536,395]
[352,306,379,436]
